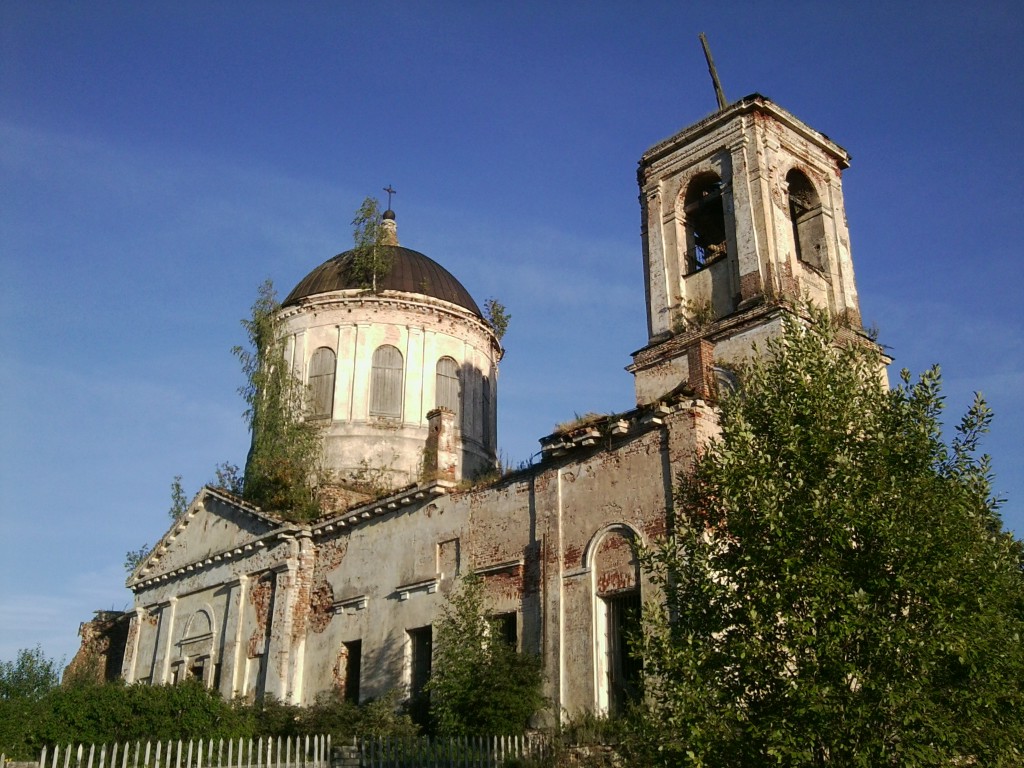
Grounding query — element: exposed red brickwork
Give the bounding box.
[65,611,130,684]
[483,568,524,601]
[687,339,716,401]
[291,538,318,648]
[308,580,335,633]
[247,573,274,659]
[739,271,763,303]
[594,531,638,597]
[767,259,799,299]
[642,517,667,539]
[563,544,582,570]
[314,538,348,580]
[315,485,374,515]
[597,570,636,595]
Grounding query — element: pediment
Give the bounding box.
[128,487,283,585]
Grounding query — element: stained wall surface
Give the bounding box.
[121,401,716,718]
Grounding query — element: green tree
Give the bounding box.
[0,646,60,701]
[168,474,188,519]
[0,646,61,756]
[632,307,1024,767]
[123,543,149,575]
[426,573,544,736]
[235,279,324,520]
[350,197,391,291]
[211,461,244,495]
[483,298,510,341]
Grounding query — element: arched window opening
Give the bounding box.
[177,610,215,687]
[684,173,727,273]
[370,344,404,419]
[309,347,336,419]
[787,169,826,270]
[435,356,460,417]
[604,590,642,715]
[590,527,642,716]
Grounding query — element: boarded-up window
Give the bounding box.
[309,347,336,419]
[370,344,404,419]
[482,376,491,448]
[435,357,460,416]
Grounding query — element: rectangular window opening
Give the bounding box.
[343,640,362,704]
[606,590,642,715]
[492,612,518,649]
[407,626,432,726]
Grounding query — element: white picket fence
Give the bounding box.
[1,733,548,768]
[3,735,331,768]
[359,734,548,767]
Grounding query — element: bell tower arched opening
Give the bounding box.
[787,169,827,271]
[684,172,727,273]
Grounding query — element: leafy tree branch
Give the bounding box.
[349,197,391,291]
[426,573,543,736]
[630,306,1024,767]
[483,298,510,341]
[234,280,324,521]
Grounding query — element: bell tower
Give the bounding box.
[629,94,865,404]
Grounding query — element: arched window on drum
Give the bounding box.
[435,356,460,417]
[370,345,404,419]
[308,347,336,419]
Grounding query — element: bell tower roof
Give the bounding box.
[640,94,850,174]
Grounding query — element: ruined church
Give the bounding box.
[79,93,868,721]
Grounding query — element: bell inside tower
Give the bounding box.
[684,173,727,273]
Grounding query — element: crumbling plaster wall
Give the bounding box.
[123,530,311,703]
[65,612,130,684]
[298,400,713,717]
[120,401,715,717]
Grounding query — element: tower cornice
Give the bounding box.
[640,94,850,176]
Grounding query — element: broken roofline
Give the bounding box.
[640,93,851,171]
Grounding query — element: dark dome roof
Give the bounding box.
[283,245,482,316]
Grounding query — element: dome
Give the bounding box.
[282,245,482,316]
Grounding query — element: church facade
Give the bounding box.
[99,94,870,721]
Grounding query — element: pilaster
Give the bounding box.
[152,597,178,684]
[120,607,145,683]
[219,575,249,698]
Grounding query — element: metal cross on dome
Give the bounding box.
[383,185,396,209]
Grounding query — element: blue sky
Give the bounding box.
[2,2,1021,667]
